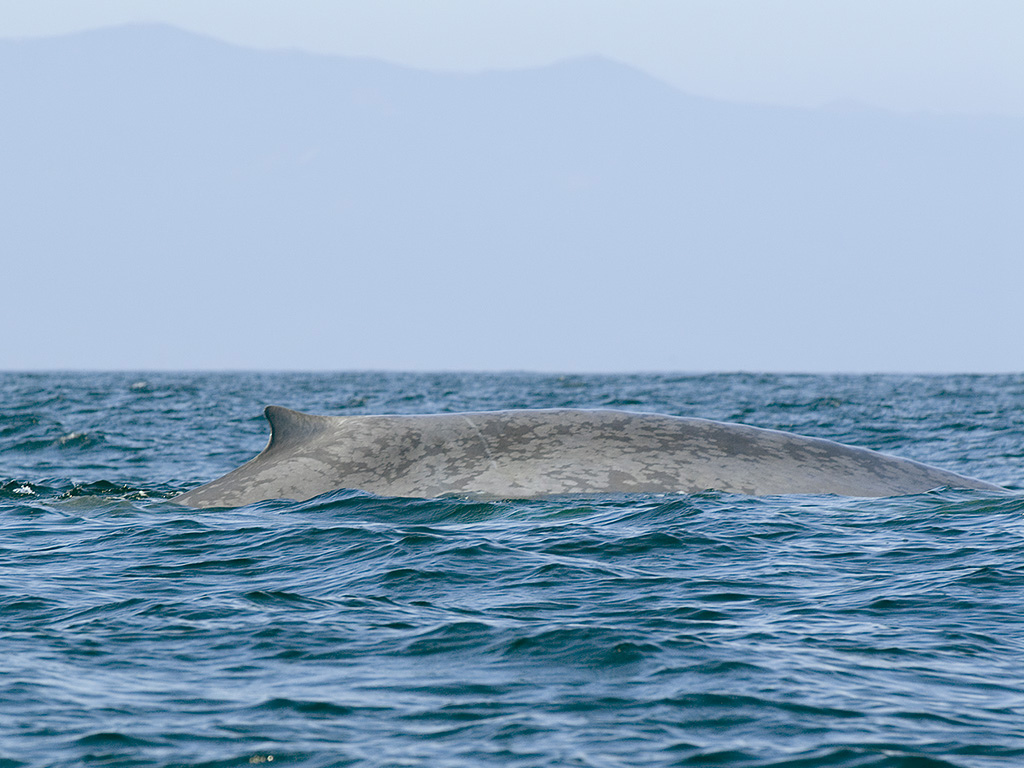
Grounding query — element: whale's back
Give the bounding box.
[171,407,1001,508]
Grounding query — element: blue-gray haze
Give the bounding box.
[2,26,1023,371]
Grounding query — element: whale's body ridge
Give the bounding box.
[171,406,1001,508]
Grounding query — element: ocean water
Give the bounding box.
[2,372,1023,768]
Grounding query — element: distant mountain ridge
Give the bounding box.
[2,25,1022,371]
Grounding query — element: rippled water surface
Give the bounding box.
[2,372,1023,767]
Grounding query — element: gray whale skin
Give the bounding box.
[171,406,1002,508]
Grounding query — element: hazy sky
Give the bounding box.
[4,0,1024,116]
[3,4,1023,373]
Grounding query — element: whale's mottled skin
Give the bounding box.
[171,407,1002,508]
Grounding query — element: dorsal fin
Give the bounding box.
[263,405,330,452]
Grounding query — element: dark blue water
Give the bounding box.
[2,372,1023,767]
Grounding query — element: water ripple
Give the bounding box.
[2,372,1024,767]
